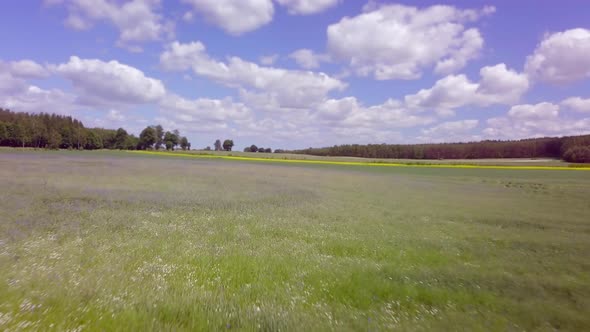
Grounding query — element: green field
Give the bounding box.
[161,149,576,167]
[1,150,589,331]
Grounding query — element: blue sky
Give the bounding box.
[1,0,589,150]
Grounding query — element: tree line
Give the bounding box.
[243,145,272,153]
[287,135,590,163]
[0,108,190,151]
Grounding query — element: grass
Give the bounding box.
[129,150,590,171]
[157,149,578,167]
[1,149,589,331]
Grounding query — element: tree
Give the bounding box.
[165,140,174,150]
[249,144,258,153]
[114,128,128,149]
[0,122,7,145]
[180,136,189,150]
[164,131,179,151]
[125,135,139,150]
[563,146,590,163]
[223,139,234,151]
[11,122,26,147]
[214,139,222,151]
[85,130,102,150]
[74,121,86,149]
[138,126,157,150]
[48,129,62,150]
[154,125,164,150]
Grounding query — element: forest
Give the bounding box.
[0,108,190,151]
[288,136,590,163]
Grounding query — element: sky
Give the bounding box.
[1,0,590,150]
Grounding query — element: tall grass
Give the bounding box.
[1,150,589,330]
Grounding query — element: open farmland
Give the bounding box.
[1,150,590,331]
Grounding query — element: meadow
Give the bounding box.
[1,149,589,331]
[164,149,574,167]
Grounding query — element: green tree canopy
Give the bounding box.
[154,125,164,150]
[180,136,189,150]
[138,126,157,150]
[164,131,179,151]
[223,139,234,151]
[115,128,128,150]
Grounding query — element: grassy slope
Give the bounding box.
[0,150,589,331]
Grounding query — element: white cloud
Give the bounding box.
[46,0,173,50]
[561,97,590,113]
[405,63,529,111]
[327,3,493,80]
[0,84,77,115]
[525,28,590,84]
[314,97,435,129]
[484,102,590,139]
[418,119,479,142]
[259,54,279,66]
[422,119,479,136]
[160,94,252,124]
[106,109,126,121]
[275,0,340,15]
[182,11,194,22]
[0,59,49,89]
[160,41,346,110]
[289,49,330,69]
[5,60,49,79]
[54,56,166,107]
[181,0,274,35]
[507,102,559,120]
[0,72,26,95]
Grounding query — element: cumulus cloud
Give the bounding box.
[259,54,279,66]
[419,119,479,142]
[180,0,339,36]
[561,97,590,113]
[275,0,340,15]
[314,97,435,129]
[507,102,559,120]
[289,49,330,69]
[525,28,590,84]
[327,3,493,80]
[484,102,590,139]
[181,0,274,35]
[405,63,529,112]
[0,60,50,95]
[160,41,346,110]
[54,56,166,107]
[160,94,252,124]
[45,0,173,50]
[0,85,77,115]
[4,60,49,79]
[422,119,479,136]
[0,59,77,114]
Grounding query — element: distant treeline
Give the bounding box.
[288,136,590,163]
[0,108,190,151]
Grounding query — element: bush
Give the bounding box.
[563,145,590,163]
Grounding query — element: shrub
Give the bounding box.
[563,145,590,163]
